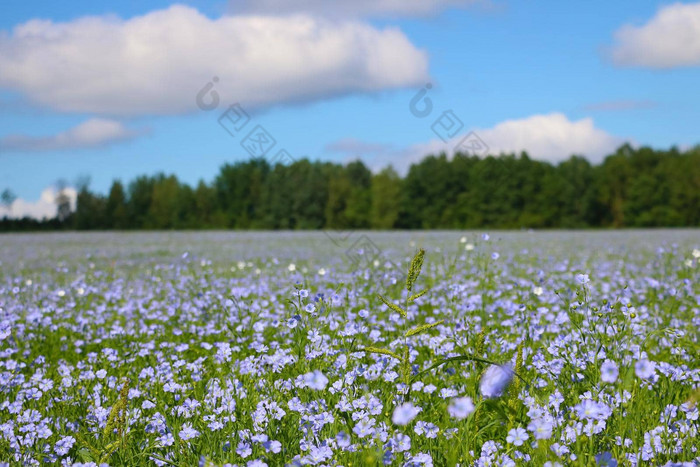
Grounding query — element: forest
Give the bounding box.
[1,143,699,231]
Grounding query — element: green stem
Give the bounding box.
[410,354,531,388]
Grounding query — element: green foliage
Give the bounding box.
[408,289,429,303]
[104,379,130,438]
[404,320,444,337]
[105,181,128,229]
[369,167,401,229]
[2,144,699,231]
[363,346,401,360]
[377,294,406,318]
[405,248,425,292]
[372,249,436,385]
[76,379,132,464]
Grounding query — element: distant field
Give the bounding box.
[0,230,698,465]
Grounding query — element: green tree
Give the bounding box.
[4,143,699,231]
[193,180,217,228]
[105,181,128,229]
[127,176,157,229]
[75,185,106,230]
[148,174,180,229]
[215,159,270,228]
[370,167,401,229]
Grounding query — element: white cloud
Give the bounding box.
[0,118,144,152]
[341,113,626,173]
[231,0,486,18]
[0,186,77,219]
[0,5,429,116]
[472,113,625,161]
[609,2,700,68]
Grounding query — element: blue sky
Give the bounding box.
[1,0,699,217]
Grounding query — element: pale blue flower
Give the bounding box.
[303,370,328,390]
[575,273,590,284]
[392,402,421,426]
[447,397,474,420]
[600,360,619,383]
[179,423,200,441]
[635,359,655,379]
[480,364,514,398]
[506,427,528,446]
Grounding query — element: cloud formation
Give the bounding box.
[0,118,144,152]
[608,2,700,68]
[0,5,429,116]
[334,113,626,173]
[474,113,625,161]
[0,186,77,219]
[231,0,485,18]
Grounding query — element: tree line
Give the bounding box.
[1,143,698,231]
